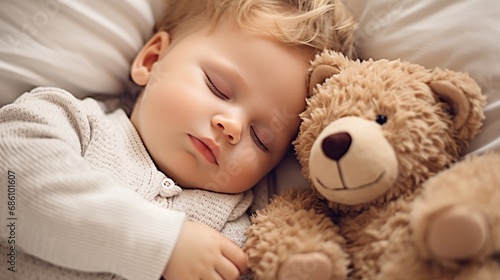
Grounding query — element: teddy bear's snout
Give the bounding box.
[322,132,352,161]
[308,117,400,205]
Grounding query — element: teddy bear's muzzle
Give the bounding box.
[308,116,399,205]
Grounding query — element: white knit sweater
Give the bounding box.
[0,87,253,280]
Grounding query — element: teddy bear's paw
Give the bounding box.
[426,205,489,260]
[277,253,332,280]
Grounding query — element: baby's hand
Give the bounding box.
[162,220,248,280]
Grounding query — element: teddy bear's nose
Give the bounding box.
[322,132,352,161]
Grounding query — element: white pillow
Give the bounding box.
[0,0,165,107]
[1,0,498,198]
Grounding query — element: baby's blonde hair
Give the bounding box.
[155,0,357,58]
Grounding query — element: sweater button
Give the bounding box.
[161,178,175,190]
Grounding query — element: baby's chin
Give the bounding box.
[165,165,258,193]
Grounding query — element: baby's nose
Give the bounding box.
[212,114,242,144]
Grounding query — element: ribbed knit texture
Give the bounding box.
[0,87,252,280]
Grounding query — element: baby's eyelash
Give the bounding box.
[206,75,229,100]
[251,126,269,152]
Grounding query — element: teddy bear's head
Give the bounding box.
[294,50,485,211]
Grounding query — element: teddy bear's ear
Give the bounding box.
[308,50,349,96]
[309,64,341,95]
[429,80,470,130]
[428,68,485,143]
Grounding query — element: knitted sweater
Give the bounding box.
[0,87,253,280]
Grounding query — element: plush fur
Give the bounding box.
[244,50,500,280]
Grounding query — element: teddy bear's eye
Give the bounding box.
[375,115,388,125]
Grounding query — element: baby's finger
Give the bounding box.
[206,269,224,280]
[221,242,248,274]
[216,257,241,280]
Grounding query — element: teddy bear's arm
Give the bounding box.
[376,153,500,280]
[244,188,350,280]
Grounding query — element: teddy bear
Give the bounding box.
[243,49,500,280]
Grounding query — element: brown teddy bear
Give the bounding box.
[244,50,500,280]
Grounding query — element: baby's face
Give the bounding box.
[131,23,309,193]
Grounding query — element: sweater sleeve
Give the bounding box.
[0,88,185,280]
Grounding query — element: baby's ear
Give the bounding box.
[308,50,347,96]
[130,31,171,86]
